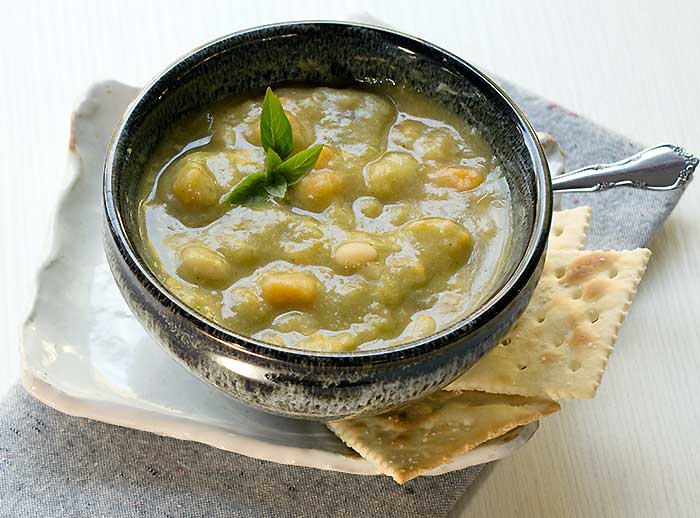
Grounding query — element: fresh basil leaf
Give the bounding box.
[276,144,324,185]
[264,174,288,198]
[224,172,267,204]
[260,87,293,159]
[264,148,282,182]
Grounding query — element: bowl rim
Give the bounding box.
[103,20,552,367]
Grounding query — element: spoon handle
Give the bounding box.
[551,144,697,193]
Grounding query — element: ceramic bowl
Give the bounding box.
[103,22,551,420]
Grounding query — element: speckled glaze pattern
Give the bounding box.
[103,22,551,420]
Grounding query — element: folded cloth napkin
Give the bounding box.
[0,78,688,518]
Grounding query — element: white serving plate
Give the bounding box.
[21,81,561,476]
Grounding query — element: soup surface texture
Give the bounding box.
[138,86,511,352]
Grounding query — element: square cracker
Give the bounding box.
[328,391,559,483]
[550,206,591,250]
[446,248,651,399]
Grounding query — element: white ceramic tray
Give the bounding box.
[21,81,563,476]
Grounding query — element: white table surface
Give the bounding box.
[2,1,699,517]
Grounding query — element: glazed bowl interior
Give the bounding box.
[106,21,549,359]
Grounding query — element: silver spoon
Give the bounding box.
[551,144,697,193]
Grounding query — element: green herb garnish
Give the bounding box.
[264,148,283,181]
[224,87,323,204]
[260,89,294,160]
[224,172,267,204]
[276,145,325,184]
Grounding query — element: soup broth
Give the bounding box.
[137,85,511,352]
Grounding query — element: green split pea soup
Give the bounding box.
[137,85,512,353]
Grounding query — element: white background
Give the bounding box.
[2,1,699,517]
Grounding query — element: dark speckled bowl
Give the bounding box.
[103,22,551,420]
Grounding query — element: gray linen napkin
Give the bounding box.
[0,80,689,518]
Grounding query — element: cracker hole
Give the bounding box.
[553,226,564,237]
[608,268,618,279]
[569,360,582,372]
[555,267,566,279]
[501,338,511,347]
[537,314,546,324]
[589,311,600,324]
[518,363,528,371]
[555,337,565,348]
[572,287,583,300]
